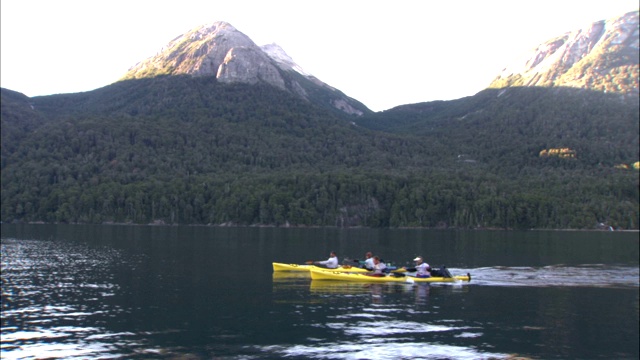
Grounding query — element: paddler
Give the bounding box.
[363,252,375,270]
[402,256,431,278]
[369,256,387,276]
[315,251,339,269]
[403,256,453,278]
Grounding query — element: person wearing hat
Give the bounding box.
[315,251,339,269]
[403,256,431,278]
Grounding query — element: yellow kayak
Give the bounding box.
[309,268,471,283]
[272,262,370,273]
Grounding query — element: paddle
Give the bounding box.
[306,260,355,270]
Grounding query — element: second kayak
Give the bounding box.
[309,268,471,283]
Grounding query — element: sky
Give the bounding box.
[1,0,638,111]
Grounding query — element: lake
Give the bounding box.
[1,224,638,359]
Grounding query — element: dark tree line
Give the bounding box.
[3,168,637,229]
[1,79,638,229]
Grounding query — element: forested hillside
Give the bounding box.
[356,87,639,168]
[1,78,638,229]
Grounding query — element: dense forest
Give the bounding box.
[1,76,638,229]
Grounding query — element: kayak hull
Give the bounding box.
[273,262,370,273]
[310,268,471,283]
[273,263,312,272]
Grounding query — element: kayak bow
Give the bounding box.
[273,262,370,273]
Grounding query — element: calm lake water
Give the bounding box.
[1,224,638,359]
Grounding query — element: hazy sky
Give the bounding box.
[1,0,637,111]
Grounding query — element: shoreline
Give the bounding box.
[3,221,638,232]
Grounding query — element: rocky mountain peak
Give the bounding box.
[123,21,281,85]
[261,43,309,75]
[121,21,368,116]
[489,11,639,95]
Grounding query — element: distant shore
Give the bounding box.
[3,221,638,232]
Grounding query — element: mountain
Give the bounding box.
[1,13,638,230]
[122,21,370,116]
[489,11,639,95]
[358,11,640,140]
[0,88,45,155]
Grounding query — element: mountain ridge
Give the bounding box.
[489,10,638,95]
[122,21,369,116]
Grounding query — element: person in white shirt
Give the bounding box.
[370,256,387,276]
[403,256,431,278]
[363,252,375,270]
[315,251,339,269]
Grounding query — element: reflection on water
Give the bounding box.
[269,279,504,360]
[268,273,506,359]
[308,281,435,306]
[260,339,505,360]
[272,271,310,282]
